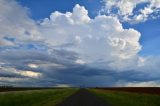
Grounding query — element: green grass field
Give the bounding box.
[91,89,160,106]
[0,88,78,106]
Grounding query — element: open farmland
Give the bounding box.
[91,88,160,106]
[0,88,77,106]
[0,87,57,92]
[0,87,160,106]
[95,87,160,95]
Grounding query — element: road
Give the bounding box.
[57,89,111,106]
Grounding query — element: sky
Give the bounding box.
[0,0,160,87]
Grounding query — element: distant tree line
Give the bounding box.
[0,85,13,88]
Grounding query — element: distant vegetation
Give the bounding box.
[0,88,77,106]
[0,85,13,88]
[91,89,160,106]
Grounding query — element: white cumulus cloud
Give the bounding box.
[40,4,141,71]
[102,0,160,23]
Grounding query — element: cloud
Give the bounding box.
[0,38,14,46]
[40,4,141,71]
[75,59,86,64]
[0,0,42,45]
[0,0,160,87]
[116,81,160,87]
[15,70,42,78]
[28,64,39,69]
[101,0,160,23]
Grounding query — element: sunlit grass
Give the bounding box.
[0,88,78,106]
[91,89,160,106]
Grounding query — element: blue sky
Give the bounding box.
[17,0,102,20]
[124,18,160,56]
[1,0,160,87]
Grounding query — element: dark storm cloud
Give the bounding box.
[1,47,160,87]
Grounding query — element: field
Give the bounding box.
[0,87,55,92]
[0,88,77,106]
[95,87,160,95]
[0,87,160,106]
[91,87,160,106]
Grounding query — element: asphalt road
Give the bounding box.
[57,89,111,106]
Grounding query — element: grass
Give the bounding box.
[91,89,160,106]
[0,88,78,106]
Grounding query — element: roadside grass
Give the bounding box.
[0,88,78,106]
[91,89,160,106]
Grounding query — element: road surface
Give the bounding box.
[57,89,111,106]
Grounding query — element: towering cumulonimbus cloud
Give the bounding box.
[0,0,160,87]
[40,4,142,71]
